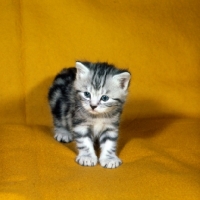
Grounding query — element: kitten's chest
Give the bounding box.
[90,118,113,137]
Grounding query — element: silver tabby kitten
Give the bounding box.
[48,61,131,168]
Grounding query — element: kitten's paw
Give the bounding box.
[99,157,122,169]
[76,155,98,167]
[54,128,73,143]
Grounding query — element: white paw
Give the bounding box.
[99,157,122,169]
[76,155,98,167]
[54,128,73,143]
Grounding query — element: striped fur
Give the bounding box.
[48,61,131,168]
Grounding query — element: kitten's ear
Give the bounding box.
[75,62,89,79]
[113,72,131,91]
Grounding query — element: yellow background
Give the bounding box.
[0,0,200,199]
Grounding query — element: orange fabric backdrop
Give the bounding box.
[0,0,199,199]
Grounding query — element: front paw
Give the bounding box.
[76,155,98,167]
[99,157,122,169]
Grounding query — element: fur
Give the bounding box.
[48,61,131,168]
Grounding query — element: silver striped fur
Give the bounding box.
[48,61,131,168]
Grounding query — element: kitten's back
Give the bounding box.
[48,67,76,125]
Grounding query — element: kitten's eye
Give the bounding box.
[101,95,109,102]
[84,91,91,98]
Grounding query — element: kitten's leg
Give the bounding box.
[74,126,97,166]
[99,129,122,169]
[53,114,73,143]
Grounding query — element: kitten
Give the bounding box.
[48,61,131,168]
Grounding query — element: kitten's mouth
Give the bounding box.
[89,109,99,114]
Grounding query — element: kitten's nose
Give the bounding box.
[90,105,97,110]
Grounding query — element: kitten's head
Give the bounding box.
[74,61,131,115]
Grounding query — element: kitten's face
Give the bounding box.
[74,62,131,115]
[77,84,119,114]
